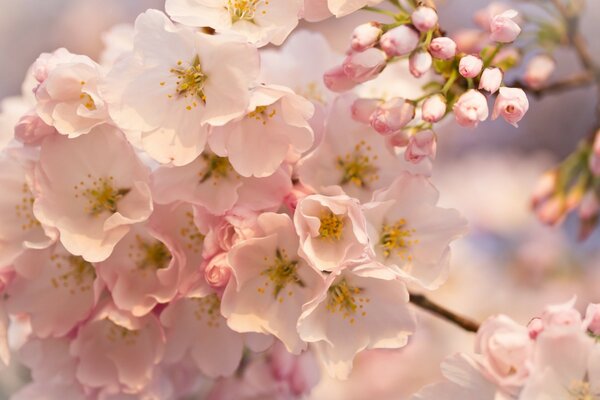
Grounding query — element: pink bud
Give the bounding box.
[474,2,510,31]
[452,89,488,127]
[204,253,232,289]
[452,29,486,54]
[479,67,503,93]
[527,318,544,339]
[421,94,446,123]
[323,65,357,92]
[493,47,521,66]
[524,55,555,89]
[370,97,415,135]
[459,55,483,78]
[14,111,57,145]
[490,9,521,43]
[385,131,410,148]
[428,37,457,60]
[492,87,529,127]
[535,196,566,226]
[531,171,557,208]
[584,304,600,336]
[405,130,437,163]
[351,22,382,52]
[342,48,387,83]
[409,51,432,78]
[351,98,381,124]
[579,191,600,220]
[411,6,438,32]
[379,25,420,57]
[590,131,600,176]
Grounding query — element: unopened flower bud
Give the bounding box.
[474,2,510,31]
[385,131,410,148]
[479,67,503,93]
[351,22,382,52]
[531,171,557,208]
[204,253,232,289]
[492,87,529,127]
[405,130,437,163]
[459,55,483,78]
[535,196,566,226]
[524,55,555,89]
[422,94,446,123]
[429,37,457,60]
[409,51,432,78]
[380,25,419,57]
[527,318,544,339]
[490,9,521,43]
[323,65,357,92]
[584,304,600,336]
[351,98,381,124]
[579,191,600,220]
[342,48,387,83]
[452,89,488,127]
[590,131,600,176]
[369,97,415,135]
[411,6,438,32]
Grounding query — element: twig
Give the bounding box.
[512,72,594,98]
[409,292,480,333]
[551,0,597,72]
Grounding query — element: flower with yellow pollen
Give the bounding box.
[169,55,207,108]
[336,140,379,188]
[379,218,416,260]
[318,211,345,241]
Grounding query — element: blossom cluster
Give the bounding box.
[0,2,473,398]
[413,298,600,400]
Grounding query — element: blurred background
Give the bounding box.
[1,0,599,398]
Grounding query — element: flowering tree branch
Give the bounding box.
[409,292,480,333]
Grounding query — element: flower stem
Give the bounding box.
[409,292,480,333]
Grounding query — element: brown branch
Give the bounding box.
[409,292,480,333]
[551,0,597,72]
[511,72,594,98]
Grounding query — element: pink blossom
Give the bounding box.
[411,6,438,32]
[579,190,600,220]
[428,37,457,60]
[490,9,521,43]
[370,97,415,136]
[342,48,387,83]
[452,89,489,128]
[409,51,433,78]
[527,318,544,339]
[379,25,420,57]
[492,87,529,127]
[422,94,447,123]
[479,67,503,93]
[323,65,358,92]
[14,111,57,145]
[591,130,600,176]
[405,130,437,164]
[351,22,382,52]
[584,304,600,336]
[524,55,555,89]
[459,55,483,78]
[540,297,582,331]
[474,2,510,31]
[351,98,381,124]
[204,253,232,289]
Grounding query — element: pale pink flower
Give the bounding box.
[152,154,292,215]
[422,94,446,123]
[323,65,358,93]
[70,302,165,394]
[33,48,109,138]
[459,55,483,78]
[405,130,437,164]
[474,2,510,31]
[0,96,34,151]
[101,10,259,166]
[524,55,555,89]
[351,98,381,124]
[591,131,600,176]
[166,0,302,47]
[209,85,314,178]
[579,191,600,220]
[364,172,467,289]
[411,6,438,32]
[302,0,333,22]
[342,48,387,83]
[409,51,433,78]
[370,97,415,136]
[14,111,57,145]
[584,304,600,336]
[199,207,261,259]
[539,297,582,331]
[326,0,385,18]
[428,37,457,60]
[490,10,521,43]
[6,245,101,338]
[204,253,232,289]
[527,318,544,340]
[351,22,382,52]
[33,125,152,262]
[222,212,324,353]
[294,194,370,272]
[453,89,489,127]
[297,95,430,202]
[297,264,416,379]
[380,26,420,57]
[479,67,503,93]
[492,87,529,127]
[0,149,55,267]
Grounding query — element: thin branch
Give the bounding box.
[511,72,594,98]
[551,0,597,72]
[409,292,480,333]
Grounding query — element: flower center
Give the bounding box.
[247,105,277,125]
[193,294,222,328]
[79,93,96,111]
[379,218,417,260]
[569,381,597,400]
[106,321,139,345]
[227,0,268,22]
[318,210,344,241]
[133,235,172,271]
[49,253,96,295]
[169,55,207,108]
[198,153,235,184]
[15,183,41,231]
[75,176,130,216]
[336,140,379,188]
[180,210,205,254]
[258,247,305,300]
[326,278,369,324]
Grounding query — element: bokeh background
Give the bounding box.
[1,0,599,398]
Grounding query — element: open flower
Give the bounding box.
[101,10,259,165]
[33,125,153,262]
[166,0,302,47]
[222,212,324,353]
